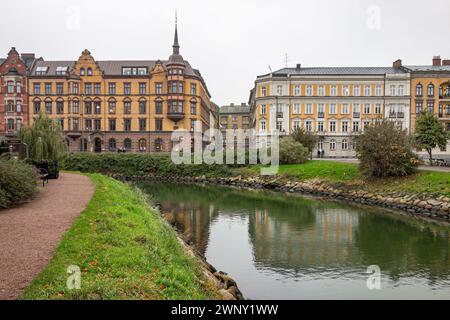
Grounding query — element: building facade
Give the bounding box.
[28,23,215,153]
[219,103,250,147]
[0,48,36,151]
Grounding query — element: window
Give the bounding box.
[72,83,79,94]
[416,84,423,96]
[342,121,348,132]
[109,138,117,151]
[275,121,282,132]
[260,104,266,114]
[398,85,404,96]
[139,83,146,95]
[7,101,14,112]
[56,101,64,114]
[330,104,337,114]
[353,85,361,96]
[85,83,92,95]
[191,119,196,131]
[34,83,41,94]
[363,121,371,131]
[87,68,92,76]
[124,138,132,151]
[84,101,92,114]
[16,100,22,113]
[276,85,283,95]
[139,119,146,131]
[94,119,101,131]
[56,83,64,95]
[7,81,14,93]
[305,103,312,114]
[56,66,68,75]
[155,83,163,94]
[85,119,92,131]
[330,85,337,96]
[139,101,146,114]
[364,85,371,96]
[293,103,301,114]
[318,104,325,117]
[108,83,116,95]
[94,83,101,95]
[108,101,116,114]
[342,139,348,150]
[305,120,312,131]
[306,85,313,96]
[294,85,300,96]
[261,86,266,96]
[80,68,85,76]
[390,85,396,96]
[353,103,360,115]
[109,119,116,131]
[317,121,324,132]
[33,101,41,113]
[122,67,147,75]
[260,120,266,131]
[124,83,131,95]
[16,82,21,94]
[352,121,359,132]
[293,120,301,130]
[342,85,350,96]
[58,118,64,130]
[364,104,371,114]
[415,102,423,114]
[94,101,101,114]
[375,85,382,96]
[329,121,336,132]
[16,119,22,130]
[72,100,79,113]
[45,101,52,114]
[190,83,197,95]
[190,101,197,114]
[124,119,131,131]
[330,139,336,151]
[318,85,325,96]
[155,119,163,131]
[35,66,48,75]
[7,119,14,131]
[154,138,163,152]
[427,101,434,113]
[124,101,132,114]
[427,84,434,97]
[138,139,147,152]
[73,118,79,130]
[44,83,52,95]
[155,100,163,114]
[341,104,349,114]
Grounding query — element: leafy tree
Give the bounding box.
[291,127,317,159]
[279,136,309,164]
[414,112,449,165]
[353,120,418,178]
[19,113,67,162]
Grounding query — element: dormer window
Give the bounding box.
[35,66,48,75]
[122,67,147,76]
[80,68,85,76]
[87,67,92,76]
[56,66,68,75]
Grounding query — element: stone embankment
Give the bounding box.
[117,173,450,224]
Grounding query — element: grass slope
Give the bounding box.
[22,174,219,300]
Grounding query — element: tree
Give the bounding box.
[414,112,449,165]
[291,127,317,159]
[19,113,67,162]
[353,120,418,178]
[279,136,309,164]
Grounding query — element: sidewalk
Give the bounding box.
[0,173,95,300]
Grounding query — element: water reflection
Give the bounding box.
[140,182,450,299]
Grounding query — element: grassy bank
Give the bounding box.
[22,174,219,300]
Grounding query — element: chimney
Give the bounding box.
[21,53,35,60]
[433,56,442,66]
[442,59,450,66]
[393,59,402,68]
[296,64,301,69]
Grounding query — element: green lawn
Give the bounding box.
[240,161,450,197]
[22,174,219,300]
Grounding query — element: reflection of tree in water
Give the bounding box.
[354,213,450,283]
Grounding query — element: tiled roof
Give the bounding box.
[404,65,450,72]
[31,60,75,76]
[219,104,250,114]
[264,66,406,77]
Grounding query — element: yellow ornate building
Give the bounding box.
[28,22,216,152]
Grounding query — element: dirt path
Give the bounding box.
[0,172,95,300]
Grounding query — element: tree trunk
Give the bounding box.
[428,149,433,166]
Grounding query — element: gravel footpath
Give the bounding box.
[0,173,95,300]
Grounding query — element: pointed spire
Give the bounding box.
[173,10,180,55]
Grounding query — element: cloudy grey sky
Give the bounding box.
[1,0,450,105]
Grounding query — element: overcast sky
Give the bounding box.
[1,0,450,105]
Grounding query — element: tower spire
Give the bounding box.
[173,10,180,55]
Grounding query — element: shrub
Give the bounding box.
[0,157,37,209]
[291,127,317,157]
[278,137,310,164]
[61,153,232,177]
[353,120,418,178]
[414,112,449,165]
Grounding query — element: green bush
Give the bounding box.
[0,157,37,209]
[278,137,310,165]
[61,153,232,177]
[354,120,418,178]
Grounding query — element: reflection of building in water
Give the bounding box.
[250,207,360,270]
[161,202,219,256]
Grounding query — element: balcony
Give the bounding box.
[353,112,360,118]
[318,112,325,118]
[167,110,185,121]
[67,131,82,138]
[397,112,404,118]
[276,112,283,118]
[5,130,18,138]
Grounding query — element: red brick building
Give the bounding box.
[0,47,36,151]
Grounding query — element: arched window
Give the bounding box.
[342,139,348,150]
[80,138,88,152]
[155,138,163,152]
[416,84,423,96]
[87,68,92,76]
[80,68,85,76]
[108,138,116,152]
[138,138,147,152]
[427,84,434,97]
[330,139,336,151]
[124,138,132,151]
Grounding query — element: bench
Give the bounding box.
[36,168,49,187]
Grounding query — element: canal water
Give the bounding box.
[139,182,450,300]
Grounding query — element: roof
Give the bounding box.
[219,104,250,114]
[404,65,450,72]
[260,66,406,78]
[31,60,75,76]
